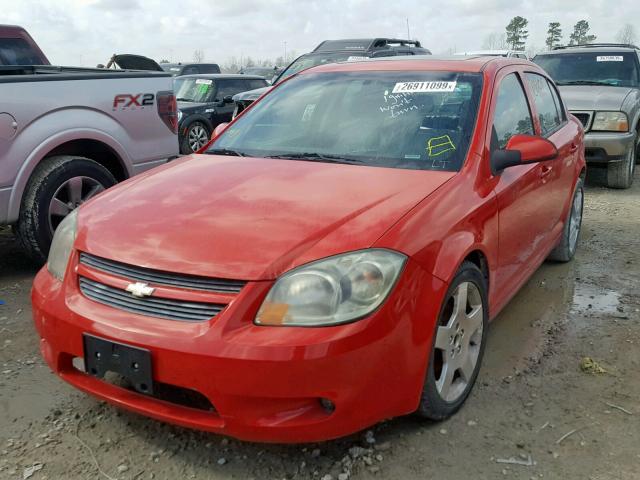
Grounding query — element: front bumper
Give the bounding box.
[32,254,445,443]
[583,131,636,165]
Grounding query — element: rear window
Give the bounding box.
[0,38,45,65]
[534,52,640,87]
[198,64,221,74]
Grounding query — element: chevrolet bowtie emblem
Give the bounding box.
[126,282,155,298]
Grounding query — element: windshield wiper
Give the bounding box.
[176,97,193,102]
[557,80,617,86]
[207,148,247,157]
[265,152,364,164]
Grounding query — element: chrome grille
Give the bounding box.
[79,252,246,294]
[571,111,592,131]
[79,277,224,322]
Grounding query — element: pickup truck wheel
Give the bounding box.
[416,261,488,420]
[548,178,584,262]
[181,122,210,154]
[16,155,117,263]
[606,141,635,189]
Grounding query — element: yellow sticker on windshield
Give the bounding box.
[427,135,456,157]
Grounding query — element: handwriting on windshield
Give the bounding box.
[379,92,419,119]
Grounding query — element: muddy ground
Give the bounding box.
[1,169,639,480]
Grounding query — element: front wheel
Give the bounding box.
[416,261,489,420]
[607,141,635,189]
[16,155,117,263]
[181,122,210,154]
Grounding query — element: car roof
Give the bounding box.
[456,50,523,56]
[302,55,530,74]
[541,44,640,54]
[177,74,267,80]
[313,38,423,52]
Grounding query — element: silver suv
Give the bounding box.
[534,44,640,188]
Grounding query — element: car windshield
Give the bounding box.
[174,78,215,102]
[276,52,369,83]
[534,52,640,87]
[209,71,483,172]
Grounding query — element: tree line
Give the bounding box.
[483,18,637,54]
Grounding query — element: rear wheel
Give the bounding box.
[416,261,488,420]
[548,178,584,262]
[181,121,210,154]
[16,155,117,263]
[606,140,635,189]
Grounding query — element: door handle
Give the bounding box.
[540,165,553,177]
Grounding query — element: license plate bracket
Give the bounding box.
[83,334,153,395]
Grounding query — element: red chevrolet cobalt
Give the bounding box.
[32,56,585,443]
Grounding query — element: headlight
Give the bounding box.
[591,111,628,132]
[47,210,78,281]
[255,249,407,327]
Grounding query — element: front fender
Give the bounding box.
[8,123,132,223]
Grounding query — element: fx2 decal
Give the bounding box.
[113,93,155,109]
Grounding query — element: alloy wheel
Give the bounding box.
[188,124,209,152]
[433,281,484,403]
[568,185,584,254]
[48,176,105,235]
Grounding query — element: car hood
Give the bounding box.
[177,101,209,111]
[110,54,163,71]
[77,156,455,280]
[232,86,273,102]
[558,85,632,111]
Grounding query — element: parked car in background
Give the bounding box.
[161,63,221,76]
[175,74,269,153]
[238,66,282,83]
[534,43,640,188]
[456,50,528,59]
[32,56,584,443]
[0,26,178,262]
[232,38,432,116]
[97,54,164,71]
[0,24,49,65]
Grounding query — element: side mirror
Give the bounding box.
[211,122,229,140]
[491,134,558,174]
[223,95,234,104]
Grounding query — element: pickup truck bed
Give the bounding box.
[0,64,179,261]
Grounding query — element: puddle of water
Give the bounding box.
[570,283,621,315]
[483,262,575,378]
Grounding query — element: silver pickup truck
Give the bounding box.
[534,44,640,188]
[0,25,178,262]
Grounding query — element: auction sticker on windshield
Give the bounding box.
[596,56,624,62]
[195,79,213,85]
[392,81,457,93]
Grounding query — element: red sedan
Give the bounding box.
[32,56,585,443]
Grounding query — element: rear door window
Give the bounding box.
[0,38,45,65]
[492,73,534,149]
[525,73,562,136]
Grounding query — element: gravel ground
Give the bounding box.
[1,168,639,480]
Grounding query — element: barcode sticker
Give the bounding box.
[392,81,457,93]
[195,79,213,85]
[596,56,624,62]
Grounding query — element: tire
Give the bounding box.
[606,141,635,189]
[15,155,117,263]
[548,178,584,262]
[416,261,489,420]
[180,121,210,154]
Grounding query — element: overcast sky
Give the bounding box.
[3,0,639,67]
